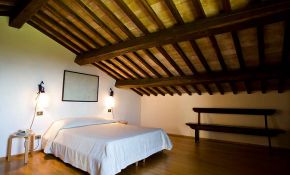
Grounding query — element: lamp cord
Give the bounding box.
[29,92,40,130]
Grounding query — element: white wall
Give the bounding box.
[0,17,141,157]
[141,92,290,148]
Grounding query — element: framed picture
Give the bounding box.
[62,70,99,102]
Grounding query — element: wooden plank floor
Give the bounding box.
[1,135,290,175]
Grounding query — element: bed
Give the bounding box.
[42,118,173,175]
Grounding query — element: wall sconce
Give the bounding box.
[29,81,48,130]
[105,88,115,112]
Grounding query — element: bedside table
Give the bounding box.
[7,132,35,164]
[118,120,128,125]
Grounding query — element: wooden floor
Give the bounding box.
[1,136,290,175]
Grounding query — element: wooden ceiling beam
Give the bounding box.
[9,0,48,28]
[190,0,224,95]
[37,11,92,51]
[94,0,134,39]
[56,0,109,46]
[203,84,213,95]
[115,0,148,34]
[105,60,134,79]
[229,82,238,94]
[232,31,246,69]
[122,55,150,78]
[131,52,173,95]
[30,16,84,52]
[74,0,122,43]
[45,3,99,48]
[115,57,143,79]
[93,63,120,80]
[173,43,198,74]
[156,47,185,76]
[257,26,265,66]
[210,36,228,71]
[140,0,165,29]
[97,61,127,80]
[278,20,290,93]
[139,88,152,96]
[131,88,144,96]
[27,20,79,54]
[115,66,289,89]
[165,0,184,25]
[75,1,290,65]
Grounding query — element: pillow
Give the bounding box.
[61,117,115,129]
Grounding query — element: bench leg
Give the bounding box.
[267,135,272,150]
[195,129,200,143]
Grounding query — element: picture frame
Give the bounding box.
[62,70,99,102]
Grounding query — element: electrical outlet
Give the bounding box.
[37,111,43,116]
[35,135,41,140]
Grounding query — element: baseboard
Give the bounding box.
[168,133,290,151]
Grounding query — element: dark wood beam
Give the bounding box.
[153,87,165,96]
[37,11,92,51]
[105,60,134,79]
[114,57,142,79]
[165,0,184,25]
[146,88,158,96]
[140,0,165,29]
[30,16,85,52]
[9,0,48,28]
[203,84,213,95]
[173,43,198,74]
[137,88,150,96]
[131,88,143,96]
[210,36,228,71]
[232,31,245,69]
[156,47,185,76]
[278,20,290,93]
[115,66,288,88]
[190,40,211,72]
[131,52,173,95]
[143,49,173,76]
[93,63,119,80]
[75,1,290,65]
[191,0,224,95]
[98,61,126,79]
[27,20,79,54]
[115,0,148,34]
[45,3,99,48]
[122,55,150,78]
[56,0,109,46]
[74,0,122,42]
[261,79,267,93]
[245,81,252,94]
[94,0,134,39]
[191,0,206,18]
[257,26,265,66]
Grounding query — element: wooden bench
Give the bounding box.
[186,108,285,149]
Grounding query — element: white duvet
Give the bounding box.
[42,118,172,175]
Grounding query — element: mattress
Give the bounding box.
[42,118,172,175]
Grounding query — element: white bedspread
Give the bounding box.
[42,118,172,175]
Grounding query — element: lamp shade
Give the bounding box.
[105,96,115,109]
[37,93,49,109]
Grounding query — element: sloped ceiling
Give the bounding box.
[1,0,290,96]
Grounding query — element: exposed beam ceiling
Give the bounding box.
[9,0,48,28]
[75,1,290,65]
[115,66,290,89]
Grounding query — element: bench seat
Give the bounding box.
[186,123,285,136]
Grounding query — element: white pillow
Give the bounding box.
[61,117,115,129]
